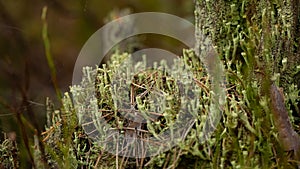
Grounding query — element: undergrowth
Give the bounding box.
[0,0,299,168]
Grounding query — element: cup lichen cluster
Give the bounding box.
[1,0,299,168]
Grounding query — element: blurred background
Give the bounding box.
[0,0,193,143]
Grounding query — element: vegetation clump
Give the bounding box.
[0,0,299,168]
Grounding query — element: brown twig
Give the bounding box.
[270,84,300,163]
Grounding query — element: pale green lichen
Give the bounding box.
[1,1,299,168]
[0,133,19,168]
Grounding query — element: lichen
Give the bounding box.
[1,1,299,168]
